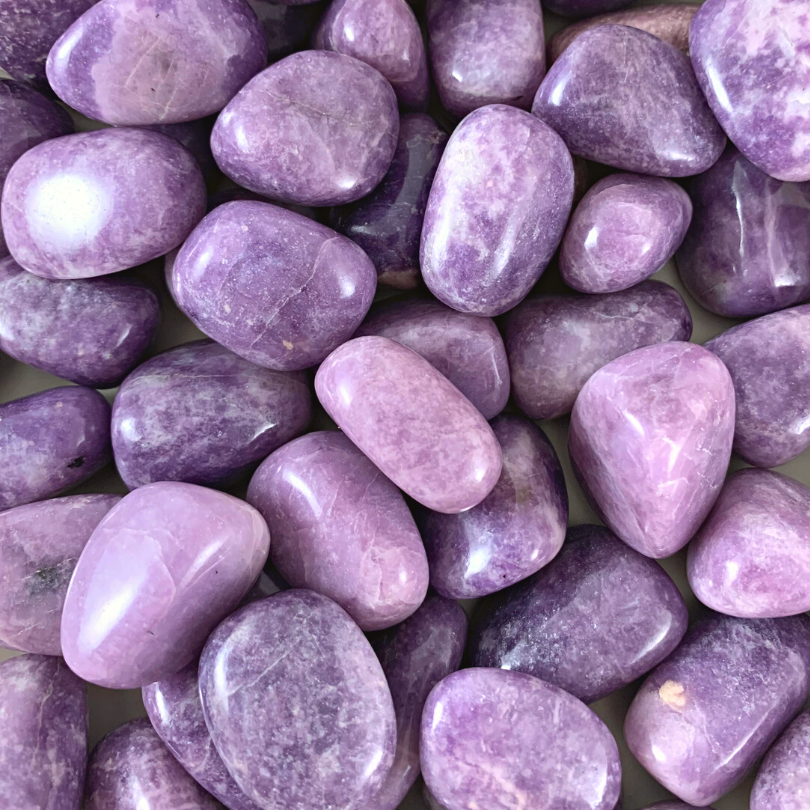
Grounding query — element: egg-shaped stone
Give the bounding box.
[751,709,810,810]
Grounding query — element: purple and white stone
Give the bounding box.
[248,0,325,61]
[751,709,810,810]
[544,0,634,18]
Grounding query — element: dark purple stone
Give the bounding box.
[751,709,810,810]
[145,118,217,179]
[247,0,325,61]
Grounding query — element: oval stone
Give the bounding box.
[199,590,396,810]
[751,709,810,810]
[248,0,324,61]
[315,336,502,514]
[469,524,688,703]
[421,104,574,316]
[2,128,206,279]
[421,668,622,810]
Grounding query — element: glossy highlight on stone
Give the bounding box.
[751,709,810,810]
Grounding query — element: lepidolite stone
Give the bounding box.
[470,525,688,703]
[560,173,692,294]
[706,305,810,467]
[751,710,810,810]
[2,128,206,279]
[533,25,726,177]
[625,615,810,806]
[0,655,87,810]
[569,342,735,558]
[212,51,399,206]
[248,0,324,61]
[676,147,810,318]
[61,481,269,689]
[504,281,692,420]
[315,336,502,514]
[199,590,396,810]
[421,104,573,316]
[421,668,621,810]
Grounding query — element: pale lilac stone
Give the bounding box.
[569,342,735,558]
[421,104,574,316]
[315,336,502,514]
[544,0,634,18]
[751,710,810,810]
[247,0,325,61]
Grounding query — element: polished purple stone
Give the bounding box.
[199,590,397,810]
[0,654,87,810]
[625,615,810,806]
[146,118,217,179]
[421,104,573,316]
[421,668,622,810]
[248,0,325,61]
[470,524,688,703]
[751,709,810,810]
[570,342,735,558]
[504,281,693,420]
[544,0,633,18]
[706,305,810,467]
[211,50,399,206]
[560,173,692,294]
[676,146,810,318]
[533,25,726,177]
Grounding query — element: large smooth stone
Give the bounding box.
[421,104,573,316]
[199,590,397,810]
[212,50,399,206]
[470,524,688,703]
[421,668,622,810]
[676,146,810,318]
[419,415,567,599]
[504,280,692,419]
[0,386,111,511]
[569,341,735,558]
[533,25,726,177]
[751,709,810,810]
[354,298,509,419]
[61,481,269,689]
[315,336,502,514]
[47,0,266,126]
[248,0,324,61]
[2,128,206,279]
[247,430,429,630]
[169,201,376,371]
[706,305,810,467]
[330,113,447,290]
[560,173,692,294]
[625,615,810,806]
[112,339,311,489]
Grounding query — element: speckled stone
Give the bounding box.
[421,104,573,316]
[560,173,692,294]
[212,50,399,206]
[421,668,622,810]
[199,590,396,810]
[706,305,810,468]
[504,281,693,420]
[751,709,810,810]
[248,0,325,61]
[533,25,726,177]
[146,118,217,179]
[570,342,735,558]
[625,615,810,806]
[2,128,206,279]
[470,524,688,703]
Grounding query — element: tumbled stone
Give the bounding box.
[421,104,573,316]
[146,118,217,179]
[470,524,688,702]
[751,709,810,810]
[199,590,396,810]
[316,336,502,513]
[625,615,810,806]
[533,25,726,177]
[570,342,735,558]
[61,481,269,689]
[248,0,324,61]
[505,281,692,419]
[422,668,622,810]
[560,173,692,294]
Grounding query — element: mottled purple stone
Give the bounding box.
[421,668,622,810]
[625,615,810,806]
[2,128,206,279]
[569,342,735,558]
[533,25,726,177]
[211,51,399,206]
[560,173,692,294]
[199,590,396,810]
[470,524,688,703]
[706,305,810,468]
[146,118,217,179]
[330,114,447,290]
[676,146,810,318]
[421,104,574,316]
[248,0,325,61]
[61,481,269,689]
[504,281,693,420]
[0,655,87,810]
[751,709,810,810]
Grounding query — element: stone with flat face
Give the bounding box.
[751,710,810,810]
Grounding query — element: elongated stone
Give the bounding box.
[751,710,810,810]
[248,0,324,61]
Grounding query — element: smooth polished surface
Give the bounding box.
[751,710,810,810]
